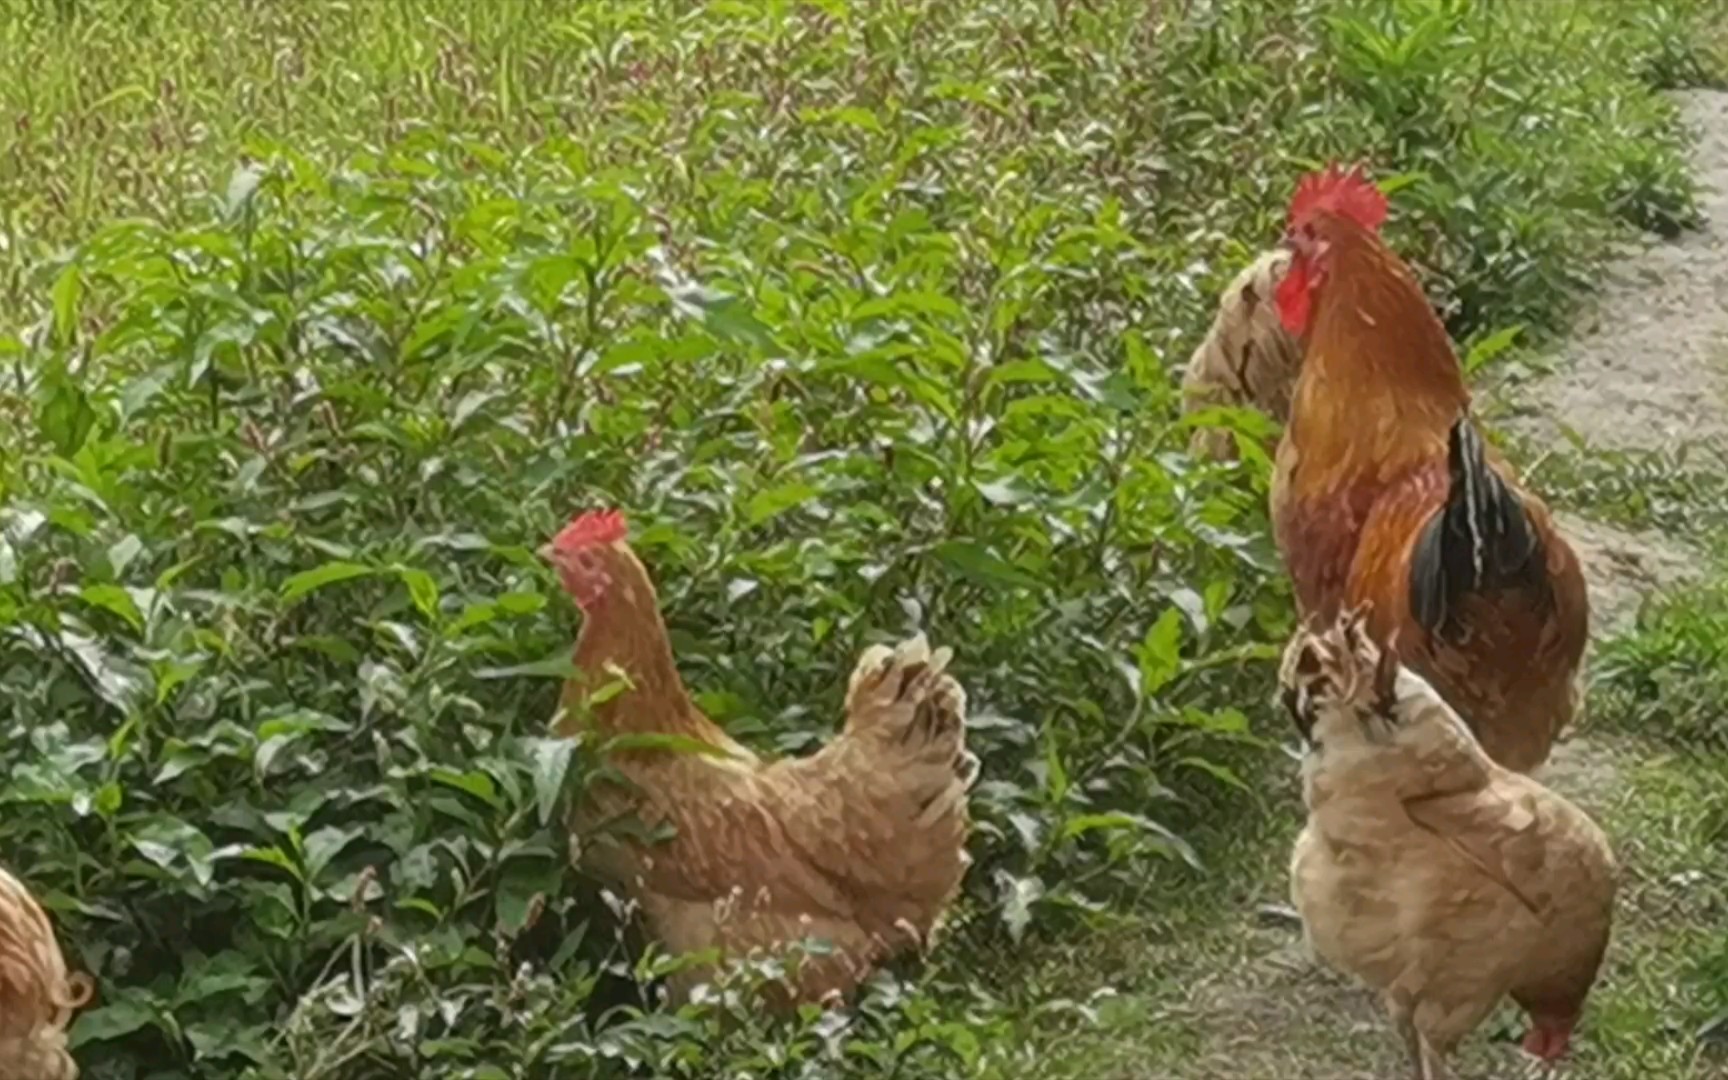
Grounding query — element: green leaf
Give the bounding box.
[152,660,202,705]
[301,826,360,881]
[1139,816,1203,871]
[131,817,220,887]
[667,281,775,347]
[1464,324,1524,374]
[50,265,83,346]
[1059,812,1148,841]
[429,768,502,808]
[525,737,577,825]
[280,561,374,602]
[597,732,741,760]
[395,565,440,620]
[174,953,269,1007]
[448,601,500,635]
[223,163,264,220]
[933,540,1040,589]
[1178,755,1250,791]
[496,590,546,614]
[107,534,143,576]
[1701,1008,1728,1044]
[69,994,158,1047]
[85,83,151,113]
[38,374,98,456]
[1137,608,1185,697]
[80,584,144,632]
[826,105,885,133]
[1042,730,1069,802]
[1376,170,1427,197]
[239,846,303,881]
[476,649,580,680]
[745,481,819,526]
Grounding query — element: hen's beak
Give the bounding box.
[536,542,556,563]
[1281,685,1314,746]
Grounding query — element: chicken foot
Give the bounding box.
[1389,997,1452,1080]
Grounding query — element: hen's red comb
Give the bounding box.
[557,508,628,548]
[1288,162,1387,233]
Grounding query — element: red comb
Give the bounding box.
[558,508,628,547]
[1288,162,1388,233]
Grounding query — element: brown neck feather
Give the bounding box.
[558,545,696,735]
[1289,217,1470,480]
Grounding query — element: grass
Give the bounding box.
[1517,439,1728,538]
[994,738,1728,1080]
[992,356,1728,1078]
[0,0,1726,1077]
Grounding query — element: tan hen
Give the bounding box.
[1281,610,1616,1079]
[540,508,976,1006]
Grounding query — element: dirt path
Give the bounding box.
[1056,91,1728,1080]
[1508,89,1728,636]
[1511,90,1728,459]
[1515,91,1728,811]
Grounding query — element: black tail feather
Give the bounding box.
[1409,416,1545,638]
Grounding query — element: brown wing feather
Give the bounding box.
[1401,786,1552,919]
[576,760,850,917]
[1340,457,1587,772]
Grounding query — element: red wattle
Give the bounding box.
[1275,259,1313,335]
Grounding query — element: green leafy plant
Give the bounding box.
[0,0,1719,1076]
[1594,578,1728,751]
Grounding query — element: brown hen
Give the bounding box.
[539,508,976,1006]
[1182,248,1302,461]
[0,866,92,1080]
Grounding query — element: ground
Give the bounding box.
[1018,90,1728,1080]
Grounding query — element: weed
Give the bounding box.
[1516,436,1728,538]
[1594,575,1728,752]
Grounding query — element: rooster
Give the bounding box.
[1269,163,1589,773]
[1281,610,1616,1078]
[1182,249,1302,461]
[0,866,93,1080]
[539,509,977,1005]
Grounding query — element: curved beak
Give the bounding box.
[1280,685,1314,746]
[536,542,556,563]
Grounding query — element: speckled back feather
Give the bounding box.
[1183,250,1303,461]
